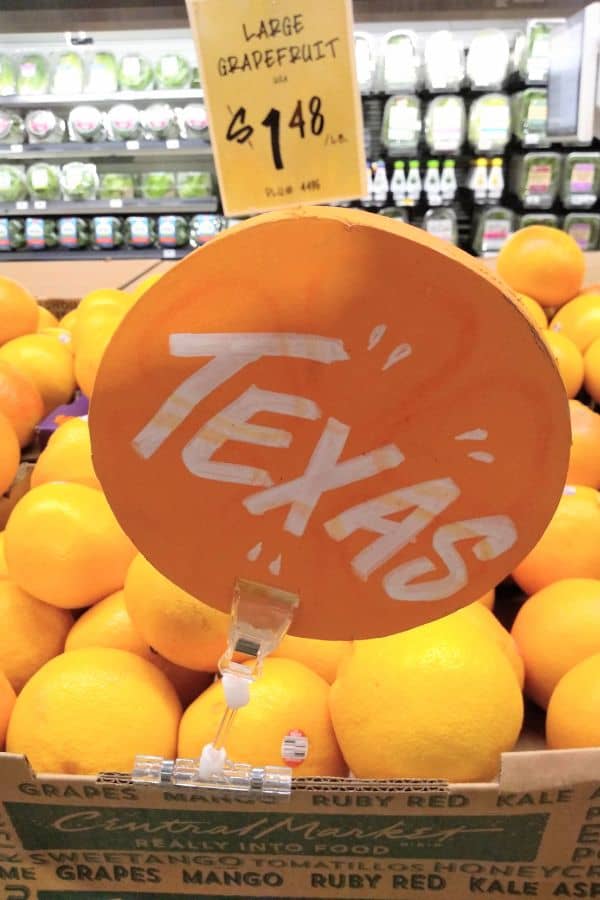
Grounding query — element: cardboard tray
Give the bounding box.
[0,746,599,899]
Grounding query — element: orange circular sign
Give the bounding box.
[90,208,570,640]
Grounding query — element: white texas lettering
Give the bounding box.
[324,478,460,579]
[132,332,349,460]
[383,515,518,601]
[243,417,404,536]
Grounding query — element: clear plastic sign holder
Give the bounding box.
[132,578,299,801]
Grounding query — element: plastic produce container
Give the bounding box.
[176,171,213,199]
[189,214,222,247]
[423,30,464,92]
[0,165,27,202]
[57,216,89,249]
[0,218,24,250]
[118,54,153,91]
[354,32,377,93]
[17,53,50,96]
[98,172,136,201]
[381,95,421,156]
[157,214,189,247]
[26,163,61,201]
[466,29,510,90]
[0,55,17,97]
[564,213,600,251]
[86,52,118,94]
[469,93,511,154]
[423,207,458,244]
[511,152,561,209]
[25,216,57,249]
[25,110,65,144]
[141,104,178,140]
[519,213,559,228]
[512,89,548,147]
[60,162,98,201]
[51,52,84,95]
[424,96,466,154]
[380,30,420,92]
[179,103,210,141]
[107,104,141,141]
[561,153,600,209]
[473,206,515,255]
[518,19,558,84]
[154,54,191,89]
[69,105,106,142]
[124,215,156,248]
[139,171,176,200]
[90,215,123,249]
[0,110,25,144]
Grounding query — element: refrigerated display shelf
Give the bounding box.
[0,139,212,159]
[0,197,218,215]
[0,88,203,109]
[0,247,191,261]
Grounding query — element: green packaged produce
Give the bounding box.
[17,54,50,96]
[512,152,561,209]
[378,207,408,222]
[0,56,17,97]
[381,30,420,92]
[473,206,514,255]
[61,162,98,201]
[519,20,555,84]
[69,105,106,142]
[58,216,88,249]
[512,89,548,146]
[118,54,153,91]
[466,29,510,90]
[179,103,209,140]
[381,95,421,155]
[354,32,376,93]
[563,213,600,252]
[141,103,178,140]
[124,215,156,248]
[107,104,141,141]
[0,165,27,202]
[176,171,213,199]
[0,218,24,251]
[25,110,65,143]
[468,94,511,154]
[99,172,135,200]
[26,163,60,201]
[423,207,458,244]
[0,110,25,144]
[424,96,466,154]
[157,214,188,247]
[51,52,84,95]
[91,216,123,249]
[86,52,118,94]
[189,214,222,247]
[520,213,558,228]
[562,153,600,209]
[154,54,191,89]
[424,30,464,93]
[25,217,57,250]
[139,171,176,200]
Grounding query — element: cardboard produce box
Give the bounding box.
[0,748,599,898]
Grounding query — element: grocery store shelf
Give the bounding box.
[0,139,213,160]
[0,88,203,109]
[0,197,219,216]
[0,247,191,261]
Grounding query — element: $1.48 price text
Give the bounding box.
[226,96,325,170]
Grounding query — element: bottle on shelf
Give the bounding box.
[372,160,389,206]
[487,157,504,202]
[406,159,422,204]
[363,162,374,205]
[469,157,489,204]
[424,159,441,206]
[390,161,407,206]
[440,159,457,203]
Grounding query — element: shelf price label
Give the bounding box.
[186,0,366,216]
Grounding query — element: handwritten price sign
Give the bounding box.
[90,209,570,640]
[186,0,366,215]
